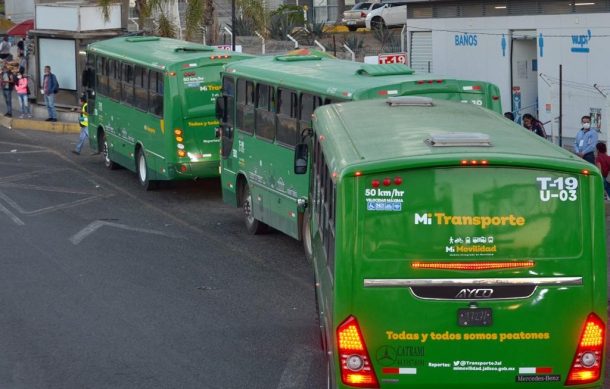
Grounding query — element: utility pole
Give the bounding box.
[231,0,236,51]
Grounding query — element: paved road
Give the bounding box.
[0,128,325,389]
[0,127,608,388]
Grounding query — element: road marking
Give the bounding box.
[70,220,174,245]
[277,346,316,389]
[0,201,24,226]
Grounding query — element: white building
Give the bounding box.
[405,0,610,143]
[4,0,35,23]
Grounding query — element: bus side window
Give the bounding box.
[299,94,323,141]
[121,63,135,106]
[276,88,298,147]
[236,79,254,135]
[222,76,235,128]
[134,66,148,111]
[96,56,107,96]
[255,83,276,141]
[108,59,121,101]
[149,71,164,118]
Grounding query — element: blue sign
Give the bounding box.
[455,34,478,47]
[538,33,544,57]
[571,30,592,53]
[501,34,507,57]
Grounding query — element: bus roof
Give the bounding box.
[87,36,252,70]
[313,98,590,175]
[224,53,495,101]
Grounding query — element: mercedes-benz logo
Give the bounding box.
[376,345,397,366]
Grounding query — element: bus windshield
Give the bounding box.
[361,167,583,260]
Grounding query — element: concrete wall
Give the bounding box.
[408,13,610,142]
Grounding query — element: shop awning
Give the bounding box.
[7,19,34,36]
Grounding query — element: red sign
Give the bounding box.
[378,52,407,65]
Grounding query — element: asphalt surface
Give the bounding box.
[0,127,609,388]
[0,127,325,389]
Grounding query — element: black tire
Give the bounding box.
[302,210,313,263]
[101,132,118,170]
[241,183,267,234]
[136,148,158,191]
[347,26,357,32]
[371,17,385,31]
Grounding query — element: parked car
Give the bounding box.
[342,1,383,31]
[364,2,407,30]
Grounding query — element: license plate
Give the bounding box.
[458,308,492,327]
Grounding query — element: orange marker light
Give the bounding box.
[412,261,535,271]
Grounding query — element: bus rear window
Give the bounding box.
[359,168,584,260]
[180,65,223,118]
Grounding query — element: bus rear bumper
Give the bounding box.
[166,160,220,180]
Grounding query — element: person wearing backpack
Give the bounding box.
[42,65,58,122]
[14,72,30,118]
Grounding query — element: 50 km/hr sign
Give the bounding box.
[378,52,407,65]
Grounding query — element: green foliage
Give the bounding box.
[270,5,305,26]
[268,12,296,41]
[373,26,400,51]
[185,0,205,41]
[236,0,268,36]
[307,21,326,39]
[157,12,177,38]
[343,33,364,52]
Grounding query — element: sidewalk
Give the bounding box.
[0,92,80,134]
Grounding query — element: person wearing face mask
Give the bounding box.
[573,115,598,164]
[14,72,31,118]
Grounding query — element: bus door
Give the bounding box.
[180,64,227,166]
[337,165,605,388]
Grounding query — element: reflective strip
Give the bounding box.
[364,277,582,288]
[382,367,417,375]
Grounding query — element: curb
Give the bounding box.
[3,116,80,134]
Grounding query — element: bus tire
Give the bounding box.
[136,148,158,191]
[302,210,313,263]
[101,132,117,170]
[242,183,267,234]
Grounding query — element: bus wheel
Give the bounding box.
[101,132,117,170]
[302,210,313,263]
[242,183,267,234]
[136,149,158,191]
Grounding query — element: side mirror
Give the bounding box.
[294,143,309,175]
[216,96,227,122]
[81,68,91,88]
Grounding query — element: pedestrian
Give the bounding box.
[0,37,11,60]
[522,113,546,138]
[16,38,24,57]
[42,65,58,122]
[72,95,88,155]
[14,72,30,118]
[17,53,26,74]
[504,111,514,121]
[595,142,610,200]
[1,63,14,117]
[574,115,598,164]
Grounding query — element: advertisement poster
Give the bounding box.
[590,108,602,131]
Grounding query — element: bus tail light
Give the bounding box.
[337,316,379,388]
[566,313,605,385]
[178,150,186,158]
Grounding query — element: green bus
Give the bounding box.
[85,36,252,189]
[295,97,606,388]
[218,52,502,251]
